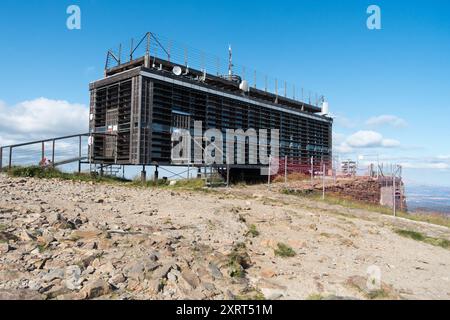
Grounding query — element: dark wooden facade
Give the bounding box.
[89,57,332,169]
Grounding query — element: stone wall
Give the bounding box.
[322,178,381,205]
[320,178,406,210]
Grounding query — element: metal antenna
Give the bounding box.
[201,51,205,71]
[118,44,122,65]
[104,51,110,73]
[145,32,151,68]
[146,32,150,56]
[228,45,233,80]
[275,79,278,95]
[168,40,172,62]
[216,57,220,76]
[130,38,134,61]
[275,78,278,103]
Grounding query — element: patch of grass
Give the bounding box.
[366,288,390,300]
[7,166,214,194]
[424,237,450,248]
[306,293,325,300]
[395,229,449,249]
[396,211,450,229]
[395,229,424,241]
[36,244,47,253]
[346,276,398,300]
[282,188,315,196]
[274,242,296,258]
[0,231,18,243]
[273,172,310,183]
[131,179,170,188]
[319,232,332,238]
[284,188,450,228]
[234,289,265,300]
[68,234,82,242]
[228,243,251,278]
[8,166,129,184]
[234,182,248,188]
[171,178,207,190]
[132,178,207,191]
[246,224,260,237]
[229,263,245,278]
[0,224,7,232]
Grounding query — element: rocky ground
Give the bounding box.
[0,173,449,300]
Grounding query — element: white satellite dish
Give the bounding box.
[239,80,249,92]
[321,101,329,115]
[172,66,182,76]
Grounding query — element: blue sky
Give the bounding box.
[1,0,450,186]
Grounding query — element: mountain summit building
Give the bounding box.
[88,33,332,177]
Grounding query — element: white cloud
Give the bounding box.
[380,138,401,148]
[333,130,401,154]
[332,132,346,145]
[365,115,407,128]
[346,130,400,149]
[0,98,89,145]
[346,131,382,148]
[400,162,450,170]
[333,114,357,129]
[334,142,353,154]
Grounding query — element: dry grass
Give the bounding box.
[395,229,449,249]
[274,242,296,257]
[285,189,450,229]
[273,172,311,183]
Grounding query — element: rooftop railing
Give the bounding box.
[105,32,324,107]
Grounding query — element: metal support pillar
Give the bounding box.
[393,169,397,217]
[154,165,159,182]
[78,136,82,173]
[322,164,326,200]
[284,155,288,185]
[52,140,55,167]
[210,164,213,185]
[9,147,12,169]
[141,165,147,183]
[187,163,190,180]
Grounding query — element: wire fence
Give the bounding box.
[105,32,324,107]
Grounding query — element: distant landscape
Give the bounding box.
[406,185,450,215]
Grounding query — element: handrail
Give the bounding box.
[0,132,117,150]
[0,132,117,171]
